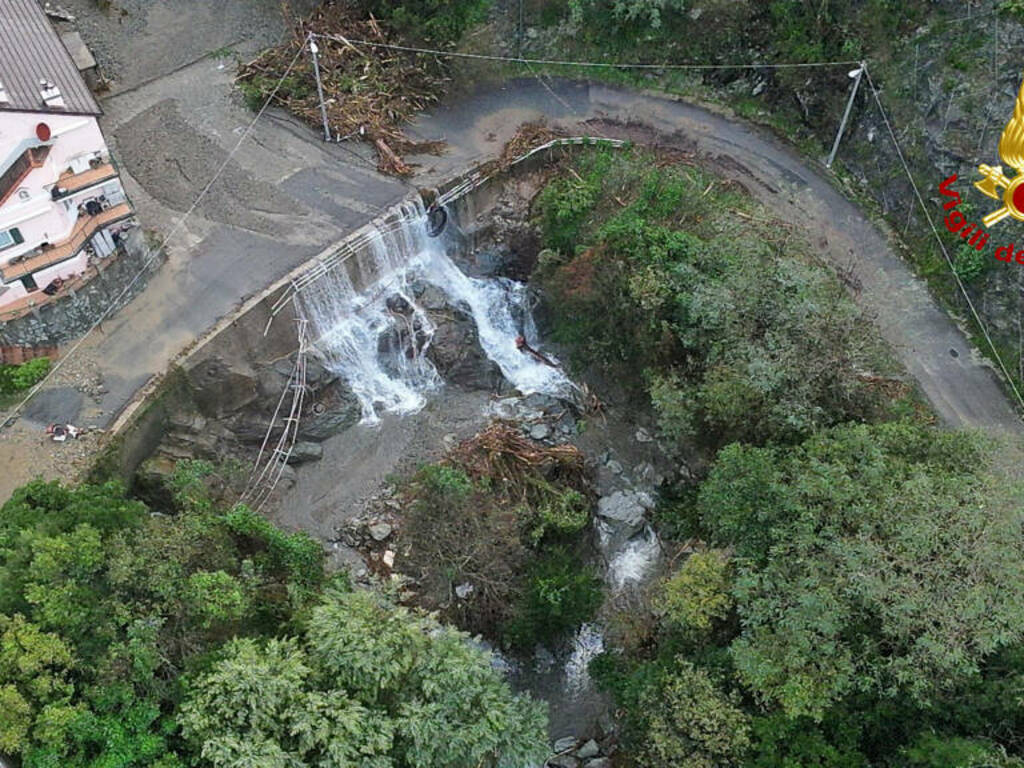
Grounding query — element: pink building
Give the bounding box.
[0,0,135,309]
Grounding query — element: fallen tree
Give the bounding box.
[237,1,446,175]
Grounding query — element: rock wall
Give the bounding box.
[0,227,164,348]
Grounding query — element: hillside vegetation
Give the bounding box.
[531,147,1024,767]
[0,461,546,768]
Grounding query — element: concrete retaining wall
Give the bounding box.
[99,139,620,483]
[0,227,164,348]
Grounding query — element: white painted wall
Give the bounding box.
[0,110,122,306]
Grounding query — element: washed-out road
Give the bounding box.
[0,23,1017,500]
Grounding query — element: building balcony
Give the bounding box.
[0,201,133,282]
[52,162,117,199]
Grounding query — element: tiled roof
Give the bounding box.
[0,0,101,115]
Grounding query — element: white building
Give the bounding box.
[0,0,135,310]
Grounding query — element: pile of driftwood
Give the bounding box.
[449,420,589,507]
[237,1,446,176]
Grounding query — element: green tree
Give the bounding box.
[697,422,1024,719]
[182,590,548,768]
[0,615,75,755]
[536,151,891,449]
[658,549,733,636]
[637,659,751,767]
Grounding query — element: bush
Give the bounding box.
[657,549,732,637]
[953,242,987,283]
[504,549,603,649]
[0,357,51,395]
[357,0,491,44]
[636,659,751,767]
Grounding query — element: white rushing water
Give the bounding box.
[607,526,661,590]
[295,199,573,423]
[563,623,605,697]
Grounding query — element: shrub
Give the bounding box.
[657,549,733,636]
[636,660,751,767]
[953,242,987,283]
[0,357,51,395]
[504,549,603,649]
[357,0,491,44]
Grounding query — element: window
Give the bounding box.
[0,227,23,251]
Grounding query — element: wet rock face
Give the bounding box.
[425,301,503,391]
[188,357,259,418]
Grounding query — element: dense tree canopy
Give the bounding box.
[699,422,1024,719]
[0,462,545,767]
[535,148,894,449]
[181,589,547,768]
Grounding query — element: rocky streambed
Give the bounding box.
[129,163,692,763]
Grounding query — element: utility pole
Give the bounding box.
[518,0,524,58]
[309,34,331,142]
[826,62,865,169]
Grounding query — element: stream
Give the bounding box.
[292,199,664,747]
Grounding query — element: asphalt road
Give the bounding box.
[0,63,1019,500]
[413,78,1023,434]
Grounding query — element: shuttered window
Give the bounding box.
[0,228,23,250]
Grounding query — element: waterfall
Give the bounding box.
[294,199,573,423]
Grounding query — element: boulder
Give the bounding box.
[553,737,577,753]
[635,427,654,443]
[298,406,361,442]
[530,423,551,441]
[576,740,600,760]
[549,757,579,768]
[596,491,647,535]
[584,759,611,768]
[286,441,323,465]
[368,522,393,542]
[426,304,501,390]
[187,356,259,418]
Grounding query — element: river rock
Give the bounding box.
[635,427,654,443]
[549,757,579,768]
[533,644,556,673]
[426,304,501,390]
[413,282,448,311]
[596,491,647,535]
[584,759,611,768]
[576,740,600,760]
[530,423,551,441]
[553,737,577,753]
[286,441,323,464]
[368,522,393,541]
[299,403,360,441]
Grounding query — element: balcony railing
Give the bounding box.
[0,202,133,282]
[52,162,118,200]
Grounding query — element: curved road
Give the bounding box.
[0,74,1019,502]
[413,78,1022,434]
